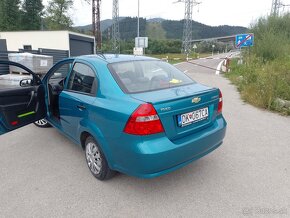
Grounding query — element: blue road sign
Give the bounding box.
[235,34,254,48]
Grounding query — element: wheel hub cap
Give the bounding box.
[86,142,102,175]
[35,119,47,126]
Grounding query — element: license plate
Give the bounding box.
[178,107,209,127]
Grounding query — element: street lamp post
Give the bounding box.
[212,44,215,56]
[137,0,140,39]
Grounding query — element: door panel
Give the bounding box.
[59,91,94,140]
[0,61,46,135]
[42,58,74,121]
[58,61,97,140]
[0,85,46,134]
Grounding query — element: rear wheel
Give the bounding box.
[34,119,51,128]
[85,136,115,180]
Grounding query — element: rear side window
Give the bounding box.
[67,63,97,95]
[108,60,194,93]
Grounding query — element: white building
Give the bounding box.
[0,30,95,56]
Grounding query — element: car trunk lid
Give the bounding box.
[130,83,220,141]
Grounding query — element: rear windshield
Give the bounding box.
[108,60,194,93]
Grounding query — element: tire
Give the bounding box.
[85,136,115,180]
[34,119,51,128]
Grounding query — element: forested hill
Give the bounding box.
[161,20,247,39]
[75,17,247,40]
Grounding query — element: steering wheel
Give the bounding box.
[75,74,83,85]
[59,77,67,88]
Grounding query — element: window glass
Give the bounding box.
[109,60,194,93]
[48,61,73,92]
[50,62,72,79]
[23,45,32,50]
[67,63,96,94]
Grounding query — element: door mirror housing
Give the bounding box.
[20,79,33,87]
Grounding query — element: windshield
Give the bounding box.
[108,60,194,94]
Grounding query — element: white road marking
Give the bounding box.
[173,62,184,66]
[215,60,224,75]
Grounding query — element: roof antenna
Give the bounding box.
[96,51,106,60]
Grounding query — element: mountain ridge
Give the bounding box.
[75,17,247,40]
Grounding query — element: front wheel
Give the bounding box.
[85,136,115,180]
[34,119,51,128]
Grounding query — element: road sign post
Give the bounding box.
[235,33,254,65]
[135,37,148,55]
[193,44,197,54]
[133,47,144,56]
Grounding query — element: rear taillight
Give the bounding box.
[217,90,223,114]
[124,103,164,135]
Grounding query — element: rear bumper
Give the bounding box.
[113,116,227,178]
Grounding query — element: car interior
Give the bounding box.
[46,63,72,120]
[109,60,192,94]
[67,71,97,94]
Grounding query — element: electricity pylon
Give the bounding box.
[92,0,102,50]
[112,0,120,53]
[272,0,290,16]
[271,0,281,16]
[176,0,201,54]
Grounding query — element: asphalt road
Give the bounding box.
[0,53,289,218]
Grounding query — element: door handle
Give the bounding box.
[77,105,86,110]
[27,90,35,108]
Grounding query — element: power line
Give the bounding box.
[280,2,290,13]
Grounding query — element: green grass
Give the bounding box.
[226,57,290,115]
[147,53,211,64]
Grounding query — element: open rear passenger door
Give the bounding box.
[0,61,46,135]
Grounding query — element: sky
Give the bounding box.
[44,0,289,27]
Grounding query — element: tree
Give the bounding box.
[21,0,44,30]
[0,0,21,31]
[45,0,73,30]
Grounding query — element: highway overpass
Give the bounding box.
[190,35,237,43]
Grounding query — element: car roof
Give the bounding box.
[76,54,158,64]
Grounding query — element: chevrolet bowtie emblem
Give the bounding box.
[192,97,201,103]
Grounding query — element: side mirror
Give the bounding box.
[20,79,33,87]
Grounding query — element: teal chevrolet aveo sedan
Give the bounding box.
[0,55,226,180]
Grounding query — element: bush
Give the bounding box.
[147,39,182,54]
[251,15,290,62]
[226,14,290,115]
